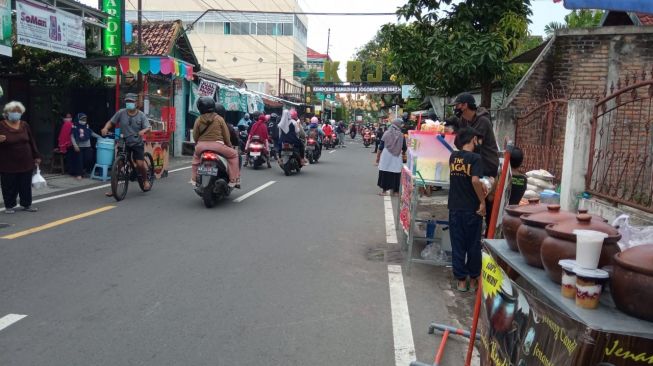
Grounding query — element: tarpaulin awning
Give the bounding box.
[564,0,653,13]
[118,56,194,80]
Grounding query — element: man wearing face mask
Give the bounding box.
[101,93,152,194]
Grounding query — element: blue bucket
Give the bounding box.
[96,138,115,166]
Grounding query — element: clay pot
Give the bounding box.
[484,279,517,333]
[541,214,621,284]
[503,198,548,252]
[611,244,653,321]
[517,205,576,268]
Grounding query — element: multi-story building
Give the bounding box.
[294,47,330,80]
[126,0,308,95]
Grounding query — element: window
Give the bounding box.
[250,23,257,35]
[224,22,231,35]
[265,23,274,35]
[257,23,266,35]
[282,23,293,36]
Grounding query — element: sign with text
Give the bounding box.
[323,61,383,83]
[479,252,653,366]
[197,79,217,98]
[102,0,122,77]
[16,0,86,58]
[0,0,11,57]
[310,84,401,95]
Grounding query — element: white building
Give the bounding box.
[126,0,308,95]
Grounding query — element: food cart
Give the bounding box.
[116,56,194,178]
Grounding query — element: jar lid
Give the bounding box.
[520,204,575,227]
[558,259,577,272]
[545,214,621,243]
[574,267,609,279]
[506,198,548,216]
[614,244,653,276]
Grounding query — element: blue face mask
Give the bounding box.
[126,102,136,110]
[7,112,22,121]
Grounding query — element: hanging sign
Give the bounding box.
[197,80,217,97]
[0,0,11,57]
[16,0,86,58]
[310,84,401,94]
[102,0,122,78]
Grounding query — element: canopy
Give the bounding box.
[564,0,653,13]
[118,56,194,80]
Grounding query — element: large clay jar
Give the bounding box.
[503,198,547,252]
[516,205,576,268]
[541,214,621,284]
[611,244,653,321]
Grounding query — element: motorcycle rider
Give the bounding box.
[322,120,333,147]
[190,97,240,188]
[373,123,384,153]
[237,113,251,130]
[219,103,242,168]
[244,114,272,168]
[307,116,325,154]
[267,112,280,160]
[279,109,307,165]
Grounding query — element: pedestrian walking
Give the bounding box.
[70,113,100,180]
[57,113,74,175]
[336,121,346,147]
[447,127,486,292]
[0,101,42,214]
[375,118,406,196]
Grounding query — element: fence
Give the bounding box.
[587,71,653,213]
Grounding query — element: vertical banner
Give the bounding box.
[15,0,86,57]
[399,167,413,233]
[197,79,217,98]
[102,0,122,78]
[0,0,11,57]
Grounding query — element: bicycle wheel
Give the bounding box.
[111,156,129,201]
[138,152,155,192]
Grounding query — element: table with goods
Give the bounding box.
[475,199,653,366]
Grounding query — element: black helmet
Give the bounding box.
[427,108,439,121]
[270,113,279,122]
[197,96,215,114]
[215,102,226,118]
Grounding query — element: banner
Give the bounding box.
[399,167,413,233]
[188,82,200,116]
[479,252,653,366]
[102,0,121,77]
[197,80,217,98]
[16,0,86,58]
[311,84,401,94]
[0,0,11,57]
[218,85,242,112]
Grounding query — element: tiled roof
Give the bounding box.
[307,47,329,60]
[131,20,181,56]
[636,13,653,25]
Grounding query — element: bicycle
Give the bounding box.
[109,133,155,201]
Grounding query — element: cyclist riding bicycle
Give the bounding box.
[101,93,152,196]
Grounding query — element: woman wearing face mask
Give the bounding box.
[375,118,407,196]
[58,113,75,176]
[0,101,42,214]
[70,113,101,180]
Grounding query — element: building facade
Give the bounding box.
[126,0,308,95]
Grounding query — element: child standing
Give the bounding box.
[508,146,527,205]
[448,127,487,292]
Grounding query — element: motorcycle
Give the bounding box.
[350,130,356,139]
[306,137,321,164]
[247,135,268,169]
[238,129,248,153]
[332,132,339,148]
[280,142,302,176]
[323,134,332,150]
[363,131,372,147]
[194,150,233,208]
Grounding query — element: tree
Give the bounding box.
[544,10,604,37]
[382,0,532,108]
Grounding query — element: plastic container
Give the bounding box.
[574,267,609,309]
[574,229,609,269]
[96,137,115,166]
[539,190,560,205]
[426,217,436,245]
[407,131,455,182]
[558,259,577,299]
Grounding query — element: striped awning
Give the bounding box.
[118,56,194,80]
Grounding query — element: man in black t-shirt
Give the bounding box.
[508,146,527,205]
[448,127,486,292]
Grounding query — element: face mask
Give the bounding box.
[79,120,87,125]
[454,108,463,118]
[126,102,136,110]
[7,112,21,121]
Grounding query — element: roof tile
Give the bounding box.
[636,13,653,25]
[130,20,181,56]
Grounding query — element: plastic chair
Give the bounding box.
[90,164,111,182]
[50,149,66,174]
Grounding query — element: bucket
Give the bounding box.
[574,229,608,269]
[96,137,115,166]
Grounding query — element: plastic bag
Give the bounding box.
[612,214,653,250]
[32,167,47,190]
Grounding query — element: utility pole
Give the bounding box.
[137,0,142,53]
[326,28,331,59]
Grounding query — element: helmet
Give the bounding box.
[214,102,226,118]
[290,110,298,120]
[310,116,318,124]
[197,96,216,114]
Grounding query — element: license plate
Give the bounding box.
[281,151,293,156]
[251,152,261,157]
[198,165,218,176]
[306,145,315,151]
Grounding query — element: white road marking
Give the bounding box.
[168,166,191,173]
[329,150,336,154]
[233,181,276,202]
[0,314,27,332]
[384,196,398,244]
[388,265,416,365]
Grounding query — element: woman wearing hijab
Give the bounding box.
[70,113,101,180]
[375,119,407,196]
[278,109,307,165]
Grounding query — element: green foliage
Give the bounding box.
[303,69,321,105]
[503,35,544,94]
[352,31,394,82]
[544,10,604,37]
[544,21,566,37]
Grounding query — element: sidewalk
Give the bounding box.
[0,157,192,206]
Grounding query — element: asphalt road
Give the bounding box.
[0,139,474,366]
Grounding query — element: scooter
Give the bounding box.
[280,143,302,176]
[306,137,321,164]
[323,134,332,150]
[363,131,372,147]
[332,132,339,148]
[247,135,269,169]
[195,150,233,208]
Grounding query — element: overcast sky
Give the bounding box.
[81,0,571,77]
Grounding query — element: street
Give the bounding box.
[0,140,473,366]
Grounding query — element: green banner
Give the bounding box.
[0,0,12,57]
[102,0,122,77]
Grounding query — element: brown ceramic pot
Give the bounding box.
[541,214,621,284]
[503,198,548,252]
[516,205,576,268]
[611,244,653,321]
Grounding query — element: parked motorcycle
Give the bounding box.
[306,137,321,164]
[247,135,268,169]
[194,150,233,208]
[363,131,372,147]
[280,142,302,176]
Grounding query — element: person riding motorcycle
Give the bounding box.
[219,103,242,167]
[307,116,325,153]
[237,113,251,130]
[191,97,240,188]
[279,109,307,165]
[244,114,272,168]
[268,112,280,159]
